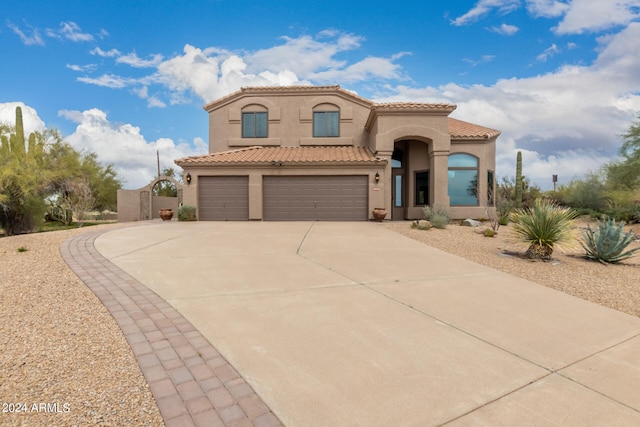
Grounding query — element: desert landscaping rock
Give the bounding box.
[0,223,164,427]
[384,219,640,318]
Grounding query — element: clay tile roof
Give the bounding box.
[175,146,382,166]
[448,117,501,139]
[372,102,457,112]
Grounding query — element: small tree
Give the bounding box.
[63,179,95,227]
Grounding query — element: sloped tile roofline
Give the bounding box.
[175,146,383,166]
[448,117,501,140]
[372,102,457,113]
[203,85,373,111]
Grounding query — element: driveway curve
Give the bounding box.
[92,221,640,426]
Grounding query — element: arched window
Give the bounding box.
[448,153,478,206]
[313,103,340,137]
[242,105,268,138]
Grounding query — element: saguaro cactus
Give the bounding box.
[515,151,523,208]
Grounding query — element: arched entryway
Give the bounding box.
[116,176,184,222]
[391,139,432,220]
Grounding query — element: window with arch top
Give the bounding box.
[242,106,268,138]
[448,153,478,206]
[313,104,340,137]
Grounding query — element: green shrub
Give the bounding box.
[509,199,578,260]
[17,246,28,252]
[178,205,197,221]
[423,205,450,229]
[410,221,432,231]
[484,228,495,237]
[580,218,640,264]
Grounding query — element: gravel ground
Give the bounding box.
[384,219,640,318]
[0,224,164,427]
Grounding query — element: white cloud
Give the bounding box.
[451,0,521,26]
[7,21,44,46]
[77,74,138,88]
[553,0,640,34]
[0,102,47,135]
[525,0,570,18]
[58,21,94,42]
[66,63,97,72]
[463,55,496,67]
[59,108,206,189]
[457,0,640,35]
[90,47,121,57]
[536,43,560,61]
[116,52,164,68]
[488,23,520,35]
[81,31,407,105]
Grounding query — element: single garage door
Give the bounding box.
[198,176,249,220]
[263,175,368,221]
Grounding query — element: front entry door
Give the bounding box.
[392,169,404,219]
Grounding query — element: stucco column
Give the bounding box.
[376,152,393,215]
[248,171,263,220]
[431,150,450,207]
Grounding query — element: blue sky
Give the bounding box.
[2,0,639,189]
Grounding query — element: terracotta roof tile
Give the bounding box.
[448,118,500,139]
[175,146,381,166]
[372,102,457,112]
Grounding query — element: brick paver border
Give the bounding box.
[61,229,282,427]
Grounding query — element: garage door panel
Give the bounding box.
[199,176,249,221]
[263,176,368,221]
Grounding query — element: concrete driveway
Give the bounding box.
[95,221,640,426]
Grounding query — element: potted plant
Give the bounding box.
[372,208,387,221]
[159,208,174,221]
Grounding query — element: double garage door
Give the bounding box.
[263,176,368,221]
[198,175,368,221]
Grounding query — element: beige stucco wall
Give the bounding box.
[207,90,372,152]
[117,176,183,222]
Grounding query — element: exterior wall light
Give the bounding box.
[375,172,380,183]
[186,173,192,185]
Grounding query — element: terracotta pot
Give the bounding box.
[372,208,387,222]
[159,209,174,221]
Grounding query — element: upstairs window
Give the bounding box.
[313,111,339,137]
[242,111,268,138]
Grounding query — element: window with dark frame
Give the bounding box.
[448,153,479,206]
[242,111,268,138]
[313,111,339,137]
[415,171,429,205]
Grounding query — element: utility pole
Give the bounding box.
[157,150,161,177]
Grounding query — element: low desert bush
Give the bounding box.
[423,205,450,229]
[178,205,197,221]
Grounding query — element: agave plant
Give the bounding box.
[580,218,640,264]
[509,199,577,260]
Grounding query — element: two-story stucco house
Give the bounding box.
[175,85,499,221]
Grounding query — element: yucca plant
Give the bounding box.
[509,199,577,260]
[580,218,640,264]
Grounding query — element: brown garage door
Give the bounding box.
[198,176,249,220]
[263,175,368,221]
